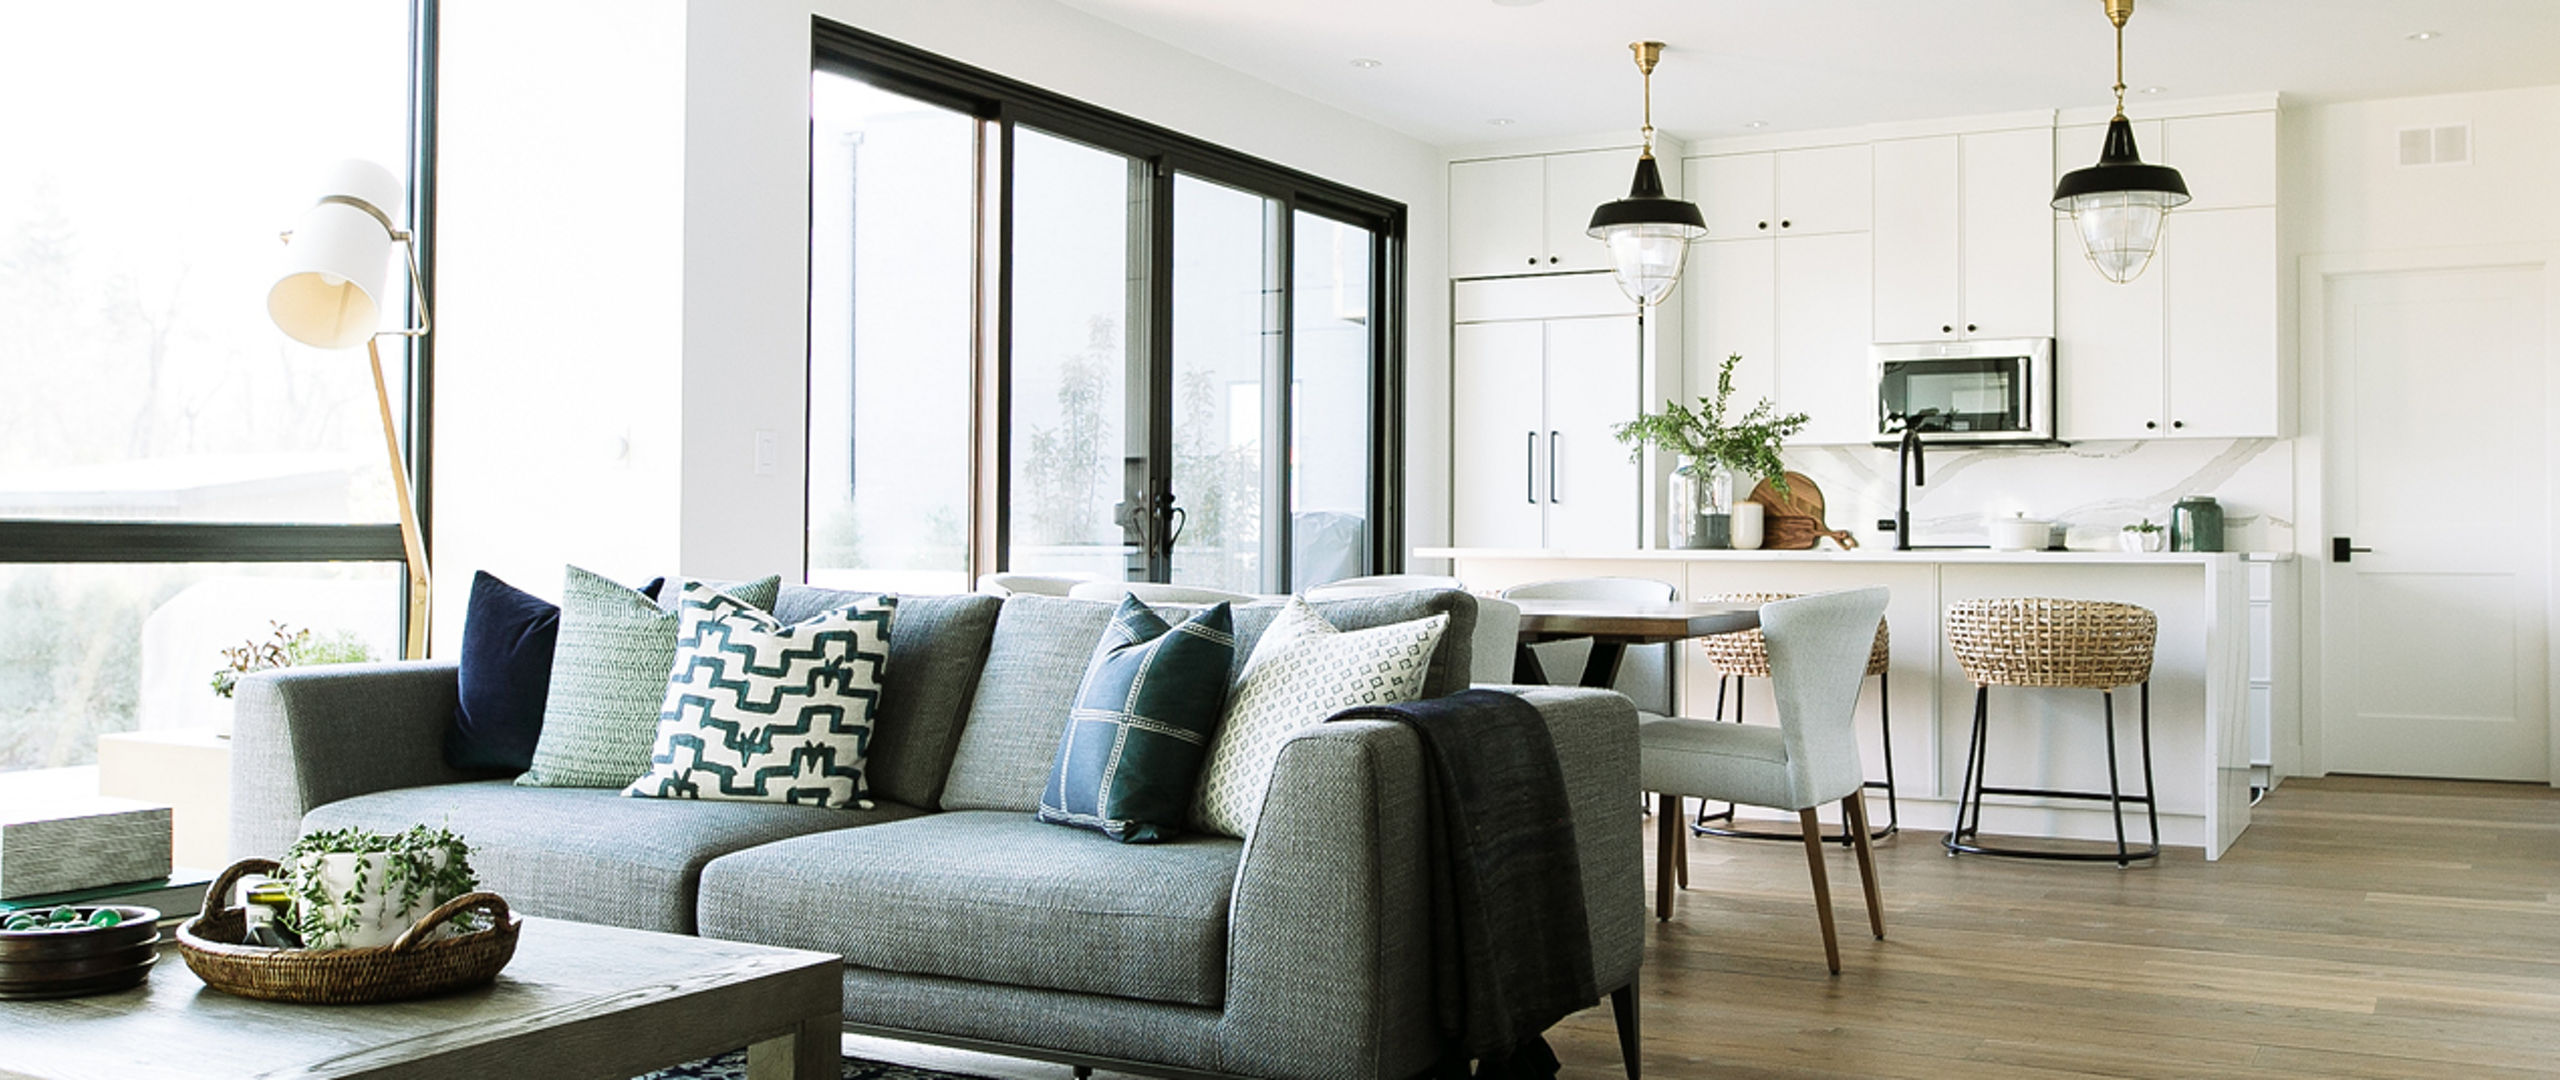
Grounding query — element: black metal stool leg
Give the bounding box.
[1853,671,1898,845]
[2141,681,2161,854]
[2103,689,2130,867]
[1946,685,1989,854]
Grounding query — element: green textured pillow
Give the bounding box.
[518,566,781,788]
[1037,596,1235,843]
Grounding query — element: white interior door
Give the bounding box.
[2321,265,2549,781]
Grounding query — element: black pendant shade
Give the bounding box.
[1587,156,1707,234]
[2051,115,2191,207]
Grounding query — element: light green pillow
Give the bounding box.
[517,566,781,788]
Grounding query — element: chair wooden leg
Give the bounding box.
[1655,793,1678,921]
[1845,792,1885,940]
[1673,797,1689,890]
[1797,808,1841,975]
[1609,979,1641,1080]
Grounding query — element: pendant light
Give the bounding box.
[1588,41,1707,307]
[2053,0,2190,284]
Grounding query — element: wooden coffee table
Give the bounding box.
[0,916,842,1080]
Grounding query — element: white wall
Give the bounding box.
[431,0,689,646]
[676,0,1448,581]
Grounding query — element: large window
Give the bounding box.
[0,2,430,770]
[808,23,1404,595]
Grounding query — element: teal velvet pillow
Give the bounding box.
[1037,596,1235,843]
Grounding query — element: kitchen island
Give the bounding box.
[1423,546,2287,859]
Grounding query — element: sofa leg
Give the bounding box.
[1073,1070,1092,1080]
[1609,979,1641,1080]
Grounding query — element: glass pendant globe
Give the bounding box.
[1600,225,1693,306]
[2061,189,2178,284]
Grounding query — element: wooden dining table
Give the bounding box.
[1506,598,1761,689]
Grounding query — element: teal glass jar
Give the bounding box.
[2170,496,2225,552]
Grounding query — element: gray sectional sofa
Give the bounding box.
[231,586,1643,1080]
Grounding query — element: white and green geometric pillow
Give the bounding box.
[624,583,896,809]
[1192,598,1447,838]
[520,567,781,788]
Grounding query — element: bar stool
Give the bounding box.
[1690,592,1897,843]
[1943,597,2160,867]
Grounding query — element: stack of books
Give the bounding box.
[0,869,218,926]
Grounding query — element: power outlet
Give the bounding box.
[1876,518,1897,532]
[752,430,778,477]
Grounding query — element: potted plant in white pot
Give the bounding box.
[281,825,480,950]
[1613,353,1809,549]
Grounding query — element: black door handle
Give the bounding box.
[2331,537,2374,563]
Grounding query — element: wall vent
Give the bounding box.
[2397,124,2471,166]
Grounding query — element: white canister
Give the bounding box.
[1731,501,1765,550]
[1987,513,2052,551]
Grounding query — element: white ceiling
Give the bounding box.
[1051,0,2560,148]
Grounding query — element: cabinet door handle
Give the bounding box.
[1548,431,1561,503]
[1966,323,1978,333]
[1757,220,1769,230]
[1526,256,1538,266]
[2172,420,2185,430]
[2332,537,2374,563]
[1779,219,1792,229]
[1942,325,1954,334]
[1548,255,1560,264]
[2145,420,2159,430]
[1525,432,1538,503]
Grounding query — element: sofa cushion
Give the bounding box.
[302,781,917,934]
[1193,599,1445,838]
[696,811,1242,1008]
[777,588,1000,810]
[942,590,1477,814]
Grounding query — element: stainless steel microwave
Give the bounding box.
[1872,338,2056,444]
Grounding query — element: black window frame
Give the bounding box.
[810,19,1407,589]
[0,0,438,653]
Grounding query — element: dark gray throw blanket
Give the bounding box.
[1331,688,1599,1080]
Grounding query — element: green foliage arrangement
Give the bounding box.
[210,622,373,699]
[282,825,480,950]
[1612,353,1810,491]
[2122,518,2165,534]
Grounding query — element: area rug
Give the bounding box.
[636,1051,1002,1080]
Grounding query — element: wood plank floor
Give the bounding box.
[850,776,2560,1080]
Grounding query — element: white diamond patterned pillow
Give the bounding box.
[1192,598,1448,837]
[622,582,895,809]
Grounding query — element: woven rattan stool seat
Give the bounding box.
[1699,593,1889,678]
[1946,597,2155,690]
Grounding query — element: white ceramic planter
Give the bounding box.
[293,849,457,950]
[2120,530,2166,553]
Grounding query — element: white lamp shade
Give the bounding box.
[267,159,405,349]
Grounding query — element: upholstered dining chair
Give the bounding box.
[1637,587,1890,974]
[975,573,1087,597]
[1063,581,1264,605]
[1499,577,1677,713]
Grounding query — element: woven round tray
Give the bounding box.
[177,858,521,1005]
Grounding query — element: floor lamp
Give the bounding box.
[266,159,433,659]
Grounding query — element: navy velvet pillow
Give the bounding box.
[445,571,662,772]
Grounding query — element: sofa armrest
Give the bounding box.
[229,659,476,859]
[1216,686,1642,1080]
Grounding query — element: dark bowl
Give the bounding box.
[0,906,162,962]
[0,951,155,1000]
[0,935,160,982]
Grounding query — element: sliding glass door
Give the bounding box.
[810,23,1405,595]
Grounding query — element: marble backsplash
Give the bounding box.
[1779,437,2295,553]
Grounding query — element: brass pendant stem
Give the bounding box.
[1631,41,1664,158]
[2108,0,2133,118]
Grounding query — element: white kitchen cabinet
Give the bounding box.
[1872,128,2054,343]
[2055,206,2279,439]
[1450,315,1641,548]
[1685,238,1776,410]
[1775,231,1874,445]
[1690,144,1870,239]
[2165,207,2280,436]
[2163,111,2278,211]
[1449,148,1638,278]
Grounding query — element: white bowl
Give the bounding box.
[1988,517,2052,551]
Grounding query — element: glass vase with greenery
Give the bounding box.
[1612,354,1809,548]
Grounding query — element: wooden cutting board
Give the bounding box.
[1748,472,1859,550]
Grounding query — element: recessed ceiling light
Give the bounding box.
[1349,57,1383,69]
[1487,118,1515,127]
[2139,85,2166,94]
[1742,120,1768,129]
[2406,30,2440,41]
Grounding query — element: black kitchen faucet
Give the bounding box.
[1891,409,1944,552]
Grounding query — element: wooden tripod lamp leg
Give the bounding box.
[367,337,431,659]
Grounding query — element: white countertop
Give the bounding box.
[1419,546,2292,565]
